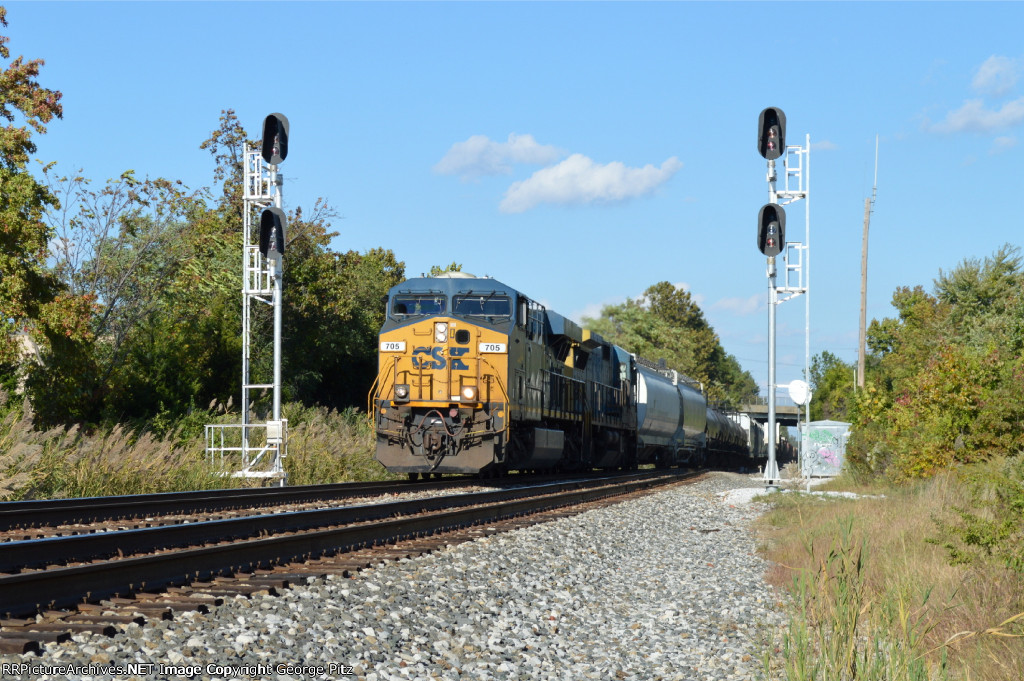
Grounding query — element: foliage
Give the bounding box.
[583,281,756,406]
[930,455,1024,573]
[198,108,250,221]
[0,8,63,368]
[280,198,404,411]
[849,245,1024,481]
[428,262,463,276]
[29,168,214,424]
[12,104,405,429]
[0,395,229,500]
[281,403,398,485]
[809,350,855,422]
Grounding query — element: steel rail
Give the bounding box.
[0,472,671,573]
[0,471,691,618]
[0,478,475,531]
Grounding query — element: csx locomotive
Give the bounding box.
[369,273,778,478]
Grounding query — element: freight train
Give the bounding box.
[369,273,790,479]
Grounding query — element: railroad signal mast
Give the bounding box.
[756,107,810,487]
[206,113,291,486]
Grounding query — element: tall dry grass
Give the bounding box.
[0,397,231,500]
[280,403,401,486]
[756,468,1024,681]
[0,392,395,500]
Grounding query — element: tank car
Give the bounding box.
[370,273,637,477]
[634,360,707,467]
[705,408,747,467]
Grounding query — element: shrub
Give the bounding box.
[930,455,1024,573]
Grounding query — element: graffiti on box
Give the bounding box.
[804,426,847,476]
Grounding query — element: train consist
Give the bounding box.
[369,273,792,478]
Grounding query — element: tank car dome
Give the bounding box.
[434,271,480,279]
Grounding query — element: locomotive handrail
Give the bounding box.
[477,356,509,405]
[541,369,585,420]
[472,357,510,439]
[366,361,395,424]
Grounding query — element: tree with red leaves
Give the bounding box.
[0,6,64,370]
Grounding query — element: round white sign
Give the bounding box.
[788,379,811,406]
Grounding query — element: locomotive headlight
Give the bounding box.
[434,321,448,343]
[461,385,478,402]
[394,384,410,401]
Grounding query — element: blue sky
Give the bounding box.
[7,2,1024,398]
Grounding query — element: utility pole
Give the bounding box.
[857,137,878,389]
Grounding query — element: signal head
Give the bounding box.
[261,113,290,165]
[757,107,786,160]
[259,206,287,256]
[757,203,786,257]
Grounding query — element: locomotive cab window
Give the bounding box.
[392,294,446,317]
[453,294,511,317]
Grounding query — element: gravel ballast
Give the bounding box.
[2,472,787,680]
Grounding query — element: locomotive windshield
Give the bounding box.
[453,294,511,317]
[392,294,446,317]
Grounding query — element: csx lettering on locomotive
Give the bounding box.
[410,346,470,370]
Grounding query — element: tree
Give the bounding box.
[0,7,63,371]
[29,169,213,424]
[26,102,405,427]
[283,199,404,410]
[808,351,854,421]
[583,282,757,406]
[428,262,463,276]
[849,245,1024,481]
[934,244,1024,352]
[199,109,250,222]
[586,297,696,373]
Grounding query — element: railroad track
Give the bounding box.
[0,477,482,536]
[0,470,700,654]
[0,471,625,539]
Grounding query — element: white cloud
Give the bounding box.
[710,294,764,317]
[972,55,1020,97]
[811,140,838,151]
[433,133,563,180]
[990,135,1017,154]
[499,154,683,213]
[676,282,706,308]
[569,298,626,326]
[571,283,706,326]
[928,97,1024,133]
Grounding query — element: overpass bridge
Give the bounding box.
[738,396,804,427]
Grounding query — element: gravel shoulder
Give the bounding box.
[2,472,787,681]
